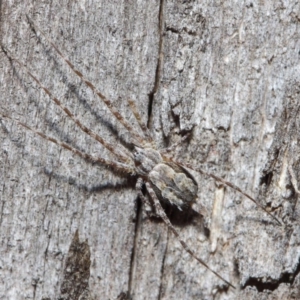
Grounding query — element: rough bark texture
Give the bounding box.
[0,1,300,299]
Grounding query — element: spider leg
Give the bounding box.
[127,99,153,144]
[1,114,135,175]
[1,45,132,165]
[145,182,235,289]
[135,177,157,217]
[174,159,282,226]
[26,15,147,147]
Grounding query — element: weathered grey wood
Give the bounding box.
[0,1,299,299]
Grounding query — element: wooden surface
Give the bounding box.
[0,1,300,299]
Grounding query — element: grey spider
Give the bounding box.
[1,15,282,290]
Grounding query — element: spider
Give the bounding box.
[1,15,281,290]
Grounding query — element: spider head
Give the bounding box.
[133,147,162,176]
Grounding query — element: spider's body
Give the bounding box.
[133,145,198,210]
[148,162,198,210]
[0,16,282,290]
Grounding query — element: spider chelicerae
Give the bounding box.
[1,15,282,290]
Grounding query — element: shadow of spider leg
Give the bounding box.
[0,114,135,176]
[26,15,151,148]
[1,45,134,167]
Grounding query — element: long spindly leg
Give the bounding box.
[135,177,157,217]
[144,182,235,289]
[1,45,133,165]
[127,99,153,144]
[173,159,282,226]
[26,15,147,147]
[1,114,136,175]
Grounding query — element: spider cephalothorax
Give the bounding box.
[0,15,282,290]
[133,146,162,175]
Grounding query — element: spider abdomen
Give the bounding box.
[149,163,198,210]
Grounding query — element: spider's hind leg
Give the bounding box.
[173,159,282,226]
[145,182,235,289]
[135,177,157,218]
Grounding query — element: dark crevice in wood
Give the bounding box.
[157,227,168,300]
[127,195,142,297]
[233,259,240,279]
[165,26,179,34]
[147,0,164,129]
[243,257,300,292]
[259,171,273,186]
[116,291,130,300]
[147,93,154,129]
